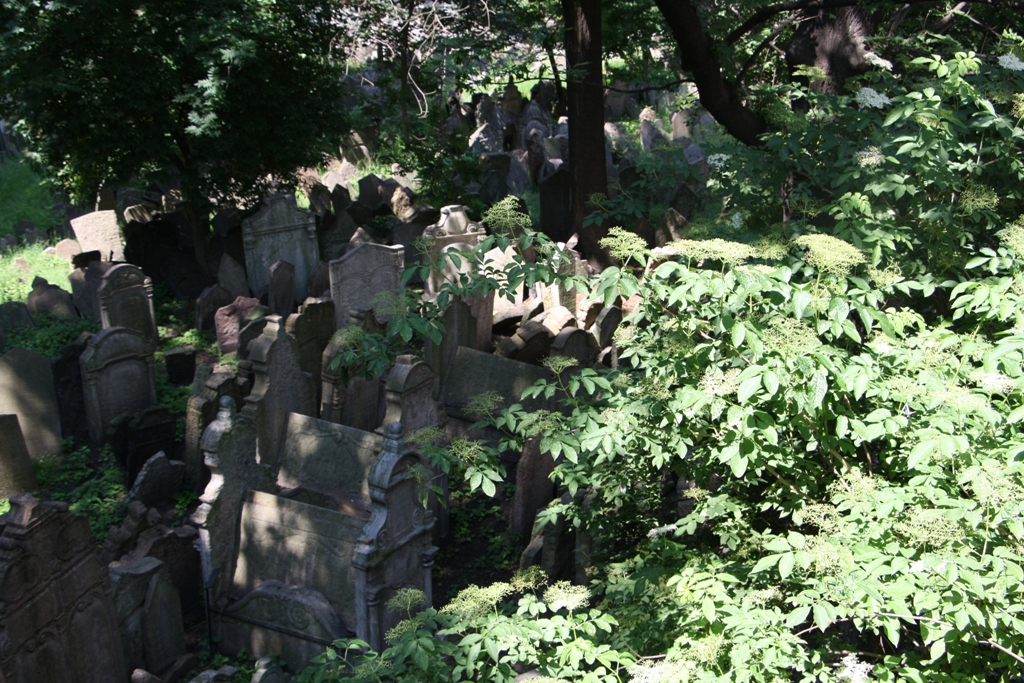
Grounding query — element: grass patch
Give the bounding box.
[0,241,73,304]
[0,157,59,237]
[7,312,99,357]
[34,443,127,541]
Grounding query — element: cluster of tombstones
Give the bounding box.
[0,180,631,680]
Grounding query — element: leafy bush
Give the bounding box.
[35,444,126,541]
[0,157,58,237]
[6,312,99,357]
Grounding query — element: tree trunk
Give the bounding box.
[561,0,610,268]
[653,0,766,147]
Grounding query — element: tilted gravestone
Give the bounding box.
[0,494,129,682]
[538,160,572,244]
[441,346,552,419]
[285,298,335,407]
[423,299,476,396]
[320,308,386,430]
[0,302,33,332]
[192,397,275,598]
[242,315,317,474]
[26,276,78,320]
[0,415,39,497]
[184,369,249,490]
[213,296,261,354]
[422,205,485,296]
[511,437,555,536]
[97,263,158,342]
[329,242,405,330]
[70,209,125,261]
[69,260,113,322]
[217,254,250,300]
[242,194,318,303]
[268,260,296,317]
[79,326,157,444]
[109,556,186,676]
[196,284,235,332]
[0,347,62,458]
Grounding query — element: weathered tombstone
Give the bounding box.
[71,209,125,261]
[165,346,197,385]
[68,259,111,322]
[590,305,623,349]
[684,142,706,165]
[54,239,81,264]
[268,260,296,317]
[127,451,186,507]
[252,657,291,683]
[538,161,571,243]
[237,317,269,361]
[506,319,555,363]
[0,348,62,458]
[242,194,318,302]
[671,110,692,139]
[655,207,688,247]
[213,296,261,354]
[107,405,177,485]
[307,182,333,214]
[0,301,34,332]
[26,276,78,320]
[329,242,404,330]
[277,412,381,499]
[423,299,477,395]
[0,494,129,682]
[441,346,552,418]
[640,119,668,153]
[307,261,331,297]
[285,298,335,406]
[382,356,440,435]
[98,263,158,342]
[192,397,275,597]
[551,326,597,367]
[80,327,157,444]
[320,309,386,430]
[0,415,39,496]
[422,205,485,296]
[357,174,385,208]
[184,370,249,490]
[242,315,317,473]
[110,557,187,676]
[217,254,250,300]
[512,437,555,536]
[196,284,235,331]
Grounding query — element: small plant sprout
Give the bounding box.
[599,226,649,265]
[386,587,427,619]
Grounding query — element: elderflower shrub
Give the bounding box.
[791,234,866,276]
[855,86,891,109]
[667,238,756,265]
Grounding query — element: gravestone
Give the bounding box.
[109,557,186,675]
[441,346,552,419]
[242,316,317,474]
[252,657,291,683]
[185,370,247,490]
[52,333,92,444]
[320,310,386,431]
[0,415,39,497]
[196,285,235,331]
[538,161,571,243]
[54,238,82,261]
[69,259,113,322]
[242,194,318,302]
[193,397,275,597]
[639,119,668,153]
[285,298,335,406]
[382,355,439,435]
[307,261,331,298]
[213,296,261,354]
[511,437,555,536]
[671,110,692,139]
[357,174,385,208]
[268,260,296,317]
[26,276,78,320]
[79,326,157,444]
[590,305,623,348]
[107,405,177,486]
[127,451,185,507]
[422,205,485,296]
[506,319,554,363]
[0,494,128,683]
[479,169,509,207]
[423,299,477,394]
[551,326,597,367]
[277,412,380,499]
[98,263,158,342]
[329,242,404,330]
[217,254,250,300]
[71,209,125,261]
[237,317,269,361]
[0,301,34,332]
[165,346,197,385]
[0,348,62,458]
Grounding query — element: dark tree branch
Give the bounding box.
[653,0,766,147]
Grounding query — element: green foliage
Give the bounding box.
[297,570,632,683]
[35,445,126,541]
[0,241,73,305]
[0,0,347,209]
[0,157,58,237]
[6,312,99,357]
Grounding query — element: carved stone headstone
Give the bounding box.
[590,305,623,349]
[422,205,485,296]
[512,437,555,536]
[192,398,275,597]
[79,326,157,444]
[69,259,113,322]
[551,327,598,367]
[423,299,476,395]
[382,356,440,435]
[71,209,125,261]
[108,406,177,486]
[143,565,187,674]
[237,317,269,361]
[214,296,261,354]
[0,301,34,332]
[54,238,83,261]
[217,254,250,300]
[441,346,552,419]
[329,242,404,330]
[320,310,386,430]
[285,298,335,406]
[53,333,91,444]
[268,260,296,317]
[0,347,62,458]
[127,452,186,507]
[242,194,318,302]
[0,495,128,682]
[0,415,39,497]
[98,263,158,342]
[243,316,316,473]
[196,285,235,331]
[278,412,380,499]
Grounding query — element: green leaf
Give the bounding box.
[763,370,780,396]
[793,290,813,319]
[732,321,746,347]
[813,603,832,632]
[702,596,717,624]
[779,552,796,579]
[738,376,761,403]
[786,605,811,628]
[751,554,782,573]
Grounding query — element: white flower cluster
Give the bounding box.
[647,524,678,539]
[856,87,891,109]
[864,51,893,71]
[730,212,744,230]
[837,654,873,683]
[998,54,1024,72]
[855,146,885,167]
[707,153,731,169]
[970,370,1018,394]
